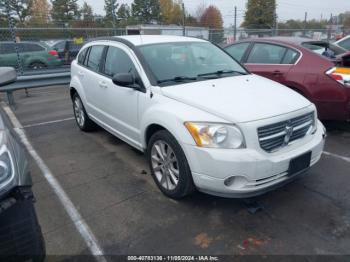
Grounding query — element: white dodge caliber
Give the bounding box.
[70,35,326,199]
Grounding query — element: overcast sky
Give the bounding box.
[77,0,349,27]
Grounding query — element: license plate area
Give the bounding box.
[288,152,312,177]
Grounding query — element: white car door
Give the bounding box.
[96,44,144,149]
[79,45,108,120]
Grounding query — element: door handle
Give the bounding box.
[273,70,283,76]
[78,71,84,77]
[99,81,108,88]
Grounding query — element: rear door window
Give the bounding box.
[86,45,105,72]
[78,48,89,65]
[282,49,300,64]
[247,43,287,64]
[225,43,250,62]
[0,43,15,54]
[21,43,45,52]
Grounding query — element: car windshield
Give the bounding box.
[138,42,248,86]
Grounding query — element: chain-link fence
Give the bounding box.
[0,26,348,73]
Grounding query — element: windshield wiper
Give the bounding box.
[198,70,247,78]
[157,76,197,84]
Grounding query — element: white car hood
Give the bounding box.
[161,74,312,123]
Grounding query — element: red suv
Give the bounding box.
[225,37,350,121]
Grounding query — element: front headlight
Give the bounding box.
[308,110,318,135]
[184,122,245,149]
[0,145,14,187]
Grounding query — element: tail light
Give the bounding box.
[48,50,58,57]
[326,67,350,87]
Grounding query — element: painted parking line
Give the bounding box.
[22,117,75,129]
[323,151,350,163]
[1,103,106,262]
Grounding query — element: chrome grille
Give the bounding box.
[258,112,315,153]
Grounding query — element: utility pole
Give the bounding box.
[328,13,333,41]
[274,5,278,36]
[234,6,237,41]
[303,12,308,36]
[275,13,278,36]
[182,2,186,36]
[111,0,117,35]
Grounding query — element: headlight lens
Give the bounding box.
[308,111,318,135]
[185,122,245,149]
[0,145,14,186]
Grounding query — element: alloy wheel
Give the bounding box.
[74,97,85,128]
[151,140,180,191]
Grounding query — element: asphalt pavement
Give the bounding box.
[5,86,350,258]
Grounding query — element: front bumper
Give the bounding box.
[182,121,326,198]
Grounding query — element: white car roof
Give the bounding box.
[114,35,207,46]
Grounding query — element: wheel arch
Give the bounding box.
[70,86,78,100]
[144,124,167,148]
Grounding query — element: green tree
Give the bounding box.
[104,0,118,26]
[80,1,93,21]
[339,12,350,28]
[117,3,131,26]
[344,17,350,29]
[243,0,276,29]
[131,0,161,24]
[8,0,31,24]
[51,0,80,25]
[0,1,7,27]
[186,14,198,26]
[278,19,327,30]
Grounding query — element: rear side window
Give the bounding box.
[0,43,15,54]
[86,45,105,72]
[103,46,136,77]
[338,38,350,50]
[21,43,45,52]
[78,47,89,65]
[247,43,287,64]
[225,43,250,62]
[54,41,66,52]
[282,49,300,64]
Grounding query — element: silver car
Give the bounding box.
[0,68,45,261]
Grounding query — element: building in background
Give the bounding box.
[126,24,209,40]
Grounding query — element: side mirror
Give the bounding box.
[0,67,17,87]
[112,73,136,88]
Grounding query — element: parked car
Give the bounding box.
[70,35,326,199]
[334,35,350,51]
[0,67,45,260]
[225,37,350,121]
[0,41,62,70]
[45,40,84,65]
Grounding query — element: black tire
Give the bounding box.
[147,130,196,199]
[72,93,97,132]
[28,62,47,70]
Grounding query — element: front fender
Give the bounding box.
[140,95,228,149]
